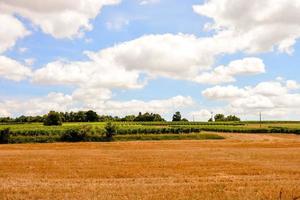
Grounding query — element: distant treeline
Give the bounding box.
[0,111,166,123]
[0,110,244,124]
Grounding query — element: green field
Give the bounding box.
[1,121,300,144]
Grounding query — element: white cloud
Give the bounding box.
[92,34,217,79]
[72,87,112,107]
[194,57,265,84]
[286,80,300,90]
[202,85,247,100]
[189,109,213,121]
[0,56,32,81]
[252,81,287,96]
[0,0,121,39]
[138,0,160,5]
[202,79,300,119]
[32,59,144,89]
[0,107,11,118]
[32,34,264,89]
[193,0,300,54]
[0,93,73,116]
[31,34,215,89]
[0,14,29,53]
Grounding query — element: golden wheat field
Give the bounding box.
[1,133,300,200]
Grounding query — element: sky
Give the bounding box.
[1,0,300,121]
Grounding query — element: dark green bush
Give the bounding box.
[61,128,87,142]
[44,111,62,126]
[0,128,11,144]
[105,122,117,138]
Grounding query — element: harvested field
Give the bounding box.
[1,133,300,200]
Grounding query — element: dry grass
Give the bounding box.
[1,133,300,200]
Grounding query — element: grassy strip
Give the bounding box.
[7,133,224,144]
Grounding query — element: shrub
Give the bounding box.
[61,128,87,142]
[105,122,117,138]
[0,128,11,144]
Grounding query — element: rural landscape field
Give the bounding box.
[1,0,300,199]
[1,132,300,200]
[1,120,300,199]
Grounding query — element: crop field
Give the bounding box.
[1,133,300,200]
[1,121,300,144]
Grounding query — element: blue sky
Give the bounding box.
[1,0,300,120]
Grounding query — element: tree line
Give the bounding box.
[0,110,240,125]
[0,110,168,124]
[209,114,241,122]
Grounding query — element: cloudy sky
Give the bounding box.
[1,0,300,121]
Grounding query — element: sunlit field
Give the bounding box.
[1,121,300,132]
[1,133,300,200]
[1,121,300,144]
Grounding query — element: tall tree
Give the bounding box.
[214,114,225,122]
[172,111,182,122]
[44,111,62,126]
[86,110,99,122]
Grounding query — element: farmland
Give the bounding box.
[1,122,300,199]
[1,121,300,144]
[1,133,300,200]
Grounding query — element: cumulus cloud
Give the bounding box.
[202,79,300,119]
[89,34,215,79]
[0,0,121,39]
[286,80,300,90]
[32,59,144,89]
[202,85,247,100]
[0,56,32,81]
[194,57,265,84]
[193,0,300,54]
[72,87,112,107]
[0,93,73,116]
[31,34,213,91]
[0,14,29,53]
[32,34,265,90]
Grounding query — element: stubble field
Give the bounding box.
[1,133,300,200]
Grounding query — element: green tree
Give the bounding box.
[172,111,182,122]
[44,111,62,126]
[225,115,241,121]
[122,115,136,121]
[214,114,225,122]
[86,110,99,122]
